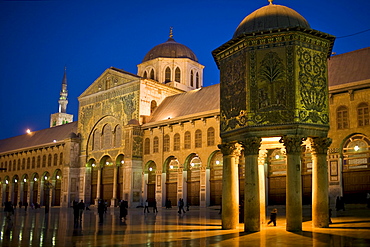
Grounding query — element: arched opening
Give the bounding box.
[186,155,201,206]
[53,170,62,206]
[22,174,29,205]
[165,157,179,206]
[90,159,98,203]
[101,156,114,206]
[209,151,223,206]
[31,173,39,205]
[145,161,156,205]
[175,67,181,82]
[165,67,171,83]
[12,175,19,206]
[342,134,370,203]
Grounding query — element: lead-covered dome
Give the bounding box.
[142,37,198,62]
[233,2,310,38]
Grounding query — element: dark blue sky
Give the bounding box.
[0,0,369,140]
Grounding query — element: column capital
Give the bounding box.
[218,142,241,156]
[311,137,332,155]
[280,135,306,154]
[240,137,261,155]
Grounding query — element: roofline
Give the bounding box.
[142,109,220,129]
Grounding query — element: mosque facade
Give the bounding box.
[0,1,369,229]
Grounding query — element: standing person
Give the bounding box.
[144,200,149,213]
[18,201,22,209]
[98,199,105,223]
[24,201,28,211]
[73,200,79,225]
[4,201,14,220]
[178,198,182,214]
[267,208,278,226]
[78,200,85,221]
[153,199,158,213]
[119,200,128,221]
[366,192,370,208]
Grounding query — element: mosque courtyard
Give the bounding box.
[0,204,370,246]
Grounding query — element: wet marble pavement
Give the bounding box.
[1,204,370,246]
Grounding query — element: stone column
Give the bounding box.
[281,136,305,232]
[242,137,261,232]
[111,165,118,207]
[218,142,240,230]
[95,167,102,205]
[311,137,332,228]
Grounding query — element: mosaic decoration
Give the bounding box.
[297,47,329,124]
[219,52,247,132]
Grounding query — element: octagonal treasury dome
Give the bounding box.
[233,1,310,38]
[142,36,198,63]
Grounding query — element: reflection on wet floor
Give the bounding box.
[0,205,370,246]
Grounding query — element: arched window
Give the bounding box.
[184,131,191,149]
[150,69,155,80]
[143,71,148,78]
[196,72,199,88]
[102,124,112,149]
[337,106,349,129]
[8,161,11,171]
[165,67,171,83]
[59,153,63,166]
[42,155,46,167]
[37,156,41,168]
[175,67,181,82]
[114,125,122,148]
[195,129,202,148]
[174,133,180,151]
[153,136,159,153]
[54,154,58,166]
[93,129,101,150]
[343,134,370,170]
[48,154,52,167]
[27,157,30,169]
[22,158,25,170]
[150,100,157,114]
[32,157,35,169]
[17,159,20,170]
[144,138,150,154]
[357,102,369,127]
[190,70,194,87]
[207,127,215,146]
[164,134,170,152]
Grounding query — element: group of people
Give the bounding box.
[143,199,158,213]
[72,200,87,225]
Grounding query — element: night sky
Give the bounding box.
[0,0,369,140]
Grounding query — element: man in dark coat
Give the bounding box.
[98,199,105,223]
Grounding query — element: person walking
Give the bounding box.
[98,199,105,223]
[72,200,79,225]
[24,201,28,211]
[78,200,85,221]
[144,200,150,213]
[119,200,128,221]
[267,208,278,226]
[4,201,14,220]
[153,199,158,213]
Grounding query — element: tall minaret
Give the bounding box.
[50,67,73,127]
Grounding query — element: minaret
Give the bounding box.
[59,67,68,113]
[50,67,73,127]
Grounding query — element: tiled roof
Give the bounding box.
[0,122,78,154]
[328,47,370,86]
[147,84,220,123]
